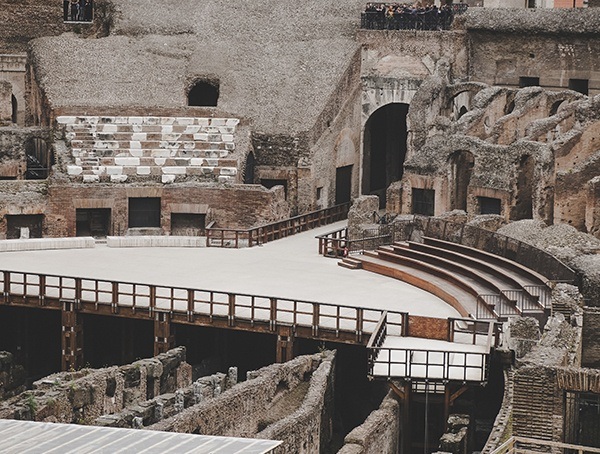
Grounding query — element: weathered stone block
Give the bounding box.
[67,166,83,176]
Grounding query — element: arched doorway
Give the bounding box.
[511,155,534,220]
[449,150,474,211]
[188,81,219,106]
[362,103,409,207]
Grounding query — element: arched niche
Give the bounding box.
[188,80,219,107]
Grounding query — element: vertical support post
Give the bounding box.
[276,326,295,363]
[3,271,10,304]
[444,385,451,433]
[61,300,83,371]
[228,293,235,327]
[154,311,174,356]
[401,381,411,454]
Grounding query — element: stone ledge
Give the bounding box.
[0,237,96,252]
[106,236,206,248]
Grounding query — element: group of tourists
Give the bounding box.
[362,3,463,31]
[63,0,93,22]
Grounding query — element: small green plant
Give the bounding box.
[25,394,37,417]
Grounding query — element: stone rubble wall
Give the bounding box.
[95,367,237,429]
[582,306,600,367]
[337,390,400,454]
[0,347,191,424]
[148,351,335,453]
[0,352,26,401]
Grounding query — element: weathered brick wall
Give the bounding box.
[582,307,600,367]
[149,352,335,453]
[0,127,50,179]
[338,390,400,454]
[41,182,289,237]
[513,365,558,441]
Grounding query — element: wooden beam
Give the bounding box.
[388,380,406,400]
[61,301,83,371]
[449,384,469,405]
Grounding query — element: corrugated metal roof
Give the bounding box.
[0,419,282,454]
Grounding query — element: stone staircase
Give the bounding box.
[56,116,241,184]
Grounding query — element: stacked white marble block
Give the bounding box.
[57,116,240,184]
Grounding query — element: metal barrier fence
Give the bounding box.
[360,4,468,31]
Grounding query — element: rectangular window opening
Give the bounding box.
[412,188,435,216]
[519,77,540,88]
[569,79,589,96]
[478,197,502,215]
[128,197,161,228]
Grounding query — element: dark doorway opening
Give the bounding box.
[244,152,255,184]
[511,155,534,220]
[171,213,206,236]
[565,392,600,448]
[569,79,589,96]
[519,76,540,88]
[11,94,17,124]
[362,103,409,207]
[76,208,111,237]
[6,214,43,239]
[261,179,288,198]
[478,197,501,215]
[335,165,353,205]
[25,138,51,179]
[82,315,153,368]
[188,81,219,107]
[128,197,161,228]
[449,150,474,212]
[412,189,435,216]
[0,306,61,384]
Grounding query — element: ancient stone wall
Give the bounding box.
[464,10,600,96]
[43,182,288,238]
[582,307,600,368]
[0,352,26,401]
[0,347,191,424]
[338,391,400,454]
[149,351,335,453]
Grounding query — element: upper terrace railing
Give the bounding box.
[360,4,468,31]
[206,202,350,248]
[1,268,393,344]
[490,436,600,454]
[316,215,577,284]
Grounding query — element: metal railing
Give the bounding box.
[1,268,390,344]
[367,312,500,382]
[491,436,600,454]
[360,4,468,31]
[207,203,350,248]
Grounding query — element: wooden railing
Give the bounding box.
[1,268,394,344]
[490,436,600,454]
[207,202,350,248]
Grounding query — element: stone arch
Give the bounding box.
[549,99,565,116]
[448,150,475,212]
[187,80,219,107]
[510,154,534,220]
[362,103,409,207]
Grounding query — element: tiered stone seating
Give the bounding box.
[56,116,240,184]
[341,237,550,321]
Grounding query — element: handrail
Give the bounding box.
[0,268,396,344]
[490,436,600,454]
[207,202,350,248]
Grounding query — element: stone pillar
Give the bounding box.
[61,301,83,371]
[585,176,600,238]
[153,312,174,356]
[276,326,295,363]
[0,81,12,125]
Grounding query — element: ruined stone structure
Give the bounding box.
[1,1,600,453]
